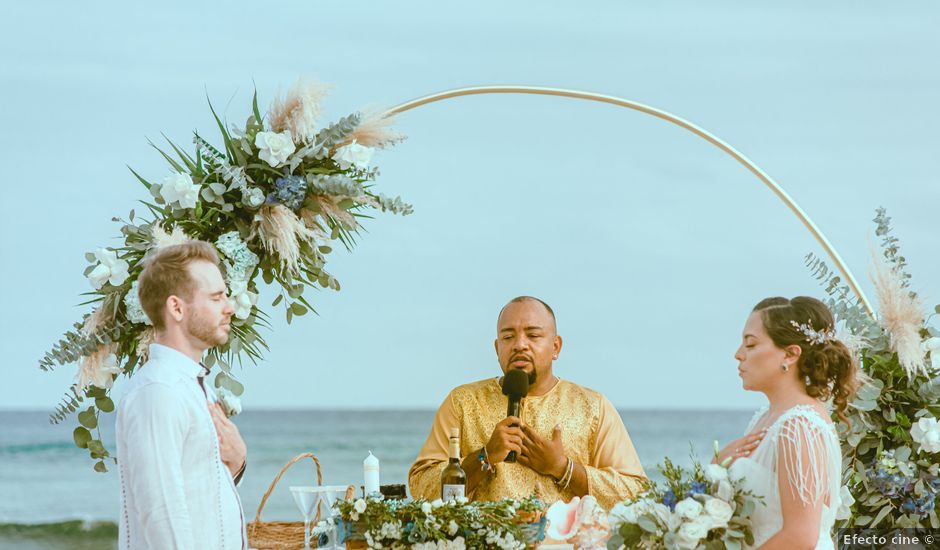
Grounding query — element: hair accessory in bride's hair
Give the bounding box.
[790,319,836,346]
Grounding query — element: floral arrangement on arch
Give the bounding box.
[606,455,760,550]
[805,208,940,529]
[38,80,412,471]
[313,496,546,550]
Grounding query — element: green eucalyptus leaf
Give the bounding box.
[636,515,657,533]
[73,427,92,448]
[870,504,893,528]
[290,303,307,316]
[95,397,115,413]
[94,461,108,473]
[78,408,98,429]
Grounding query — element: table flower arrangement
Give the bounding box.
[313,496,546,550]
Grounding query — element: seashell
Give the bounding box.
[545,496,582,540]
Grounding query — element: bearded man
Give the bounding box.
[116,241,247,549]
[408,296,646,509]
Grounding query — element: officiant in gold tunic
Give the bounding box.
[408,296,647,509]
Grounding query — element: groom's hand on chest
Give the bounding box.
[209,402,247,478]
[518,424,567,479]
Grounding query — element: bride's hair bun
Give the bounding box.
[753,296,860,424]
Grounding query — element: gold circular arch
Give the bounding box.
[383,85,875,317]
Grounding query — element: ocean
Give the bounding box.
[0,409,753,548]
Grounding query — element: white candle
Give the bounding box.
[363,451,380,496]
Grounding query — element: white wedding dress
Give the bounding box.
[728,404,842,549]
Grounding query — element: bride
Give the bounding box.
[714,296,859,549]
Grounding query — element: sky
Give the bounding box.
[2,1,939,411]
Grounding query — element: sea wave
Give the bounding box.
[0,520,118,550]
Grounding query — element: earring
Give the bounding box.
[781,363,789,372]
[553,355,558,359]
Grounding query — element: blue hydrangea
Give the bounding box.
[215,232,259,284]
[901,495,936,516]
[266,175,307,210]
[662,489,677,511]
[686,482,707,498]
[870,468,914,499]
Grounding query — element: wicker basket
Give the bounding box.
[246,452,332,549]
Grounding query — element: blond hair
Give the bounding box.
[137,241,220,330]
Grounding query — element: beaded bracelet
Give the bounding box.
[478,447,494,474]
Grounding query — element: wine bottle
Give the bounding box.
[440,427,466,501]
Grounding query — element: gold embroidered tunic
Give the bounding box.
[408,378,647,509]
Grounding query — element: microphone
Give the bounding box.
[501,369,529,463]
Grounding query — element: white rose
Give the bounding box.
[923,337,940,371]
[216,387,242,417]
[835,485,855,520]
[675,518,709,550]
[255,131,295,167]
[160,172,200,209]
[704,464,729,483]
[241,186,266,208]
[703,497,733,528]
[421,502,433,514]
[609,502,636,526]
[911,417,940,453]
[332,140,374,170]
[88,248,130,289]
[354,498,367,514]
[651,501,680,531]
[674,498,703,519]
[431,498,444,508]
[228,280,258,320]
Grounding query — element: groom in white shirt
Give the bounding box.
[116,241,248,549]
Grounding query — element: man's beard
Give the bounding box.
[527,369,537,385]
[187,309,228,347]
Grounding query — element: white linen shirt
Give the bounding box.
[116,343,246,550]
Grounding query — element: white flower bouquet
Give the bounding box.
[608,456,759,550]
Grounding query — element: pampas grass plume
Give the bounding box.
[870,247,926,378]
[268,79,331,144]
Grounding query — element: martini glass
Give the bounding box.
[312,485,351,550]
[290,486,318,549]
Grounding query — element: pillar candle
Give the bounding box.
[363,451,380,496]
